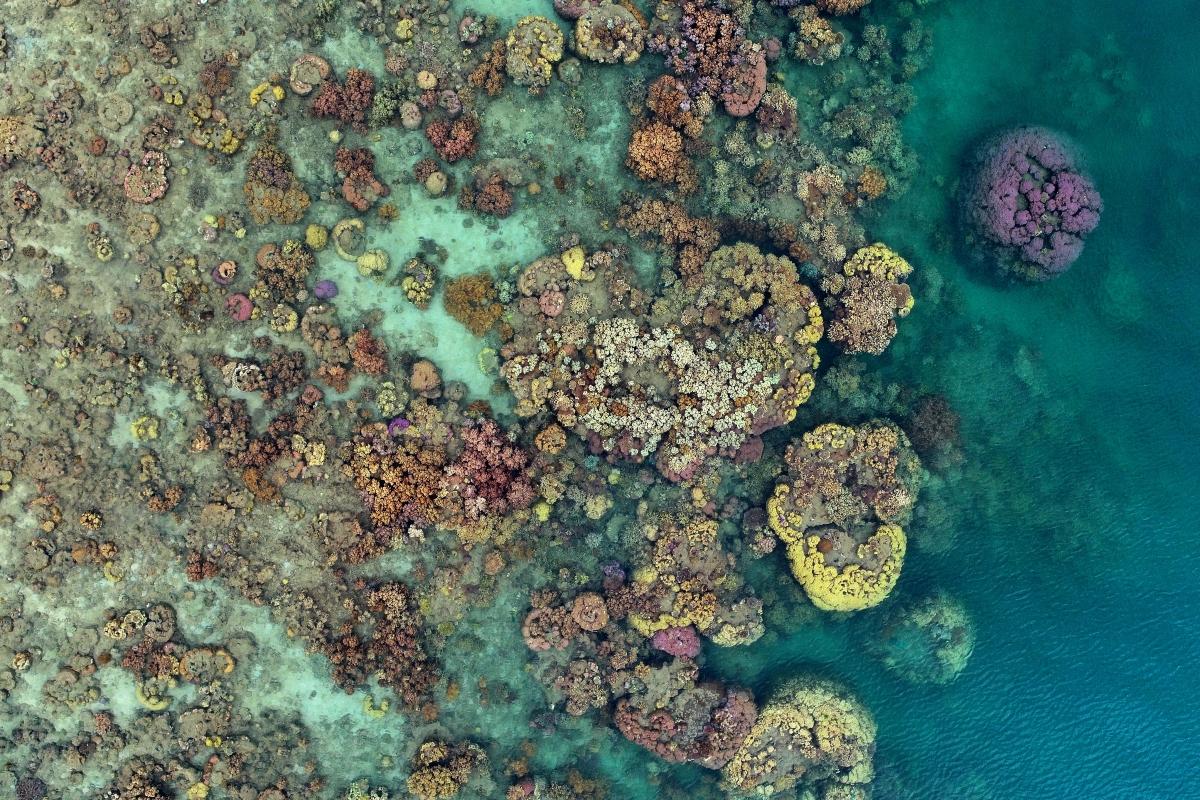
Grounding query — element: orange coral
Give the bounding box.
[344,423,447,557]
[444,274,503,336]
[858,165,888,200]
[626,121,691,188]
[616,198,718,278]
[242,143,310,225]
[646,76,704,138]
[468,41,508,97]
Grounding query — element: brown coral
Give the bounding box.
[443,274,503,336]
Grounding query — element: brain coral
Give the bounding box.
[767,421,922,611]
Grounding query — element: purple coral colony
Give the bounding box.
[963,126,1104,281]
[0,0,1095,799]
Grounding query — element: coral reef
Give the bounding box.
[873,592,975,684]
[0,1,970,797]
[500,242,822,482]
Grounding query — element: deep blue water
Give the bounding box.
[716,2,1200,797]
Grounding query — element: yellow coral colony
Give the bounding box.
[768,421,920,611]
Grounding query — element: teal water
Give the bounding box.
[706,2,1200,797]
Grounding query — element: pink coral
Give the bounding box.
[522,605,579,651]
[651,626,701,658]
[335,147,389,212]
[722,49,767,117]
[441,419,535,524]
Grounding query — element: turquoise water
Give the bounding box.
[708,2,1200,797]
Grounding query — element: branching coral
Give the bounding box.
[614,660,757,769]
[311,68,376,131]
[437,418,535,545]
[626,509,763,646]
[406,740,487,800]
[574,3,645,64]
[243,144,310,225]
[814,0,872,15]
[646,0,766,117]
[443,273,503,336]
[344,422,447,557]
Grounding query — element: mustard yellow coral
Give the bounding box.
[767,421,921,612]
[843,242,913,282]
[784,524,906,612]
[561,245,587,280]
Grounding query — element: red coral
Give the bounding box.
[460,173,513,218]
[334,147,389,211]
[311,68,376,132]
[425,114,480,163]
[347,328,388,375]
[323,583,438,706]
